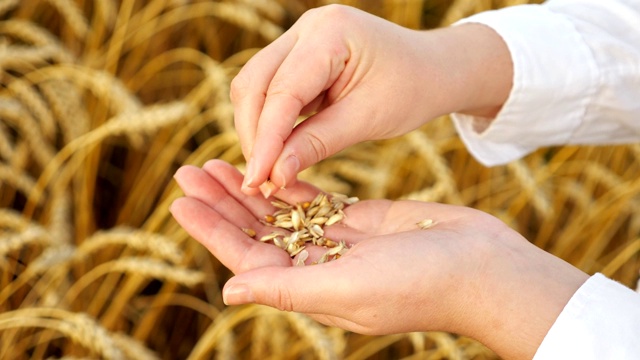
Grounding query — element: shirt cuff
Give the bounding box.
[450,4,598,167]
[533,273,640,359]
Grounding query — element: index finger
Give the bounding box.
[241,32,350,192]
[231,31,297,161]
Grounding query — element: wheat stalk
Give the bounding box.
[0,0,19,17]
[112,333,161,360]
[406,131,462,204]
[0,208,31,231]
[0,225,50,259]
[186,306,265,360]
[285,312,340,360]
[237,0,285,22]
[0,163,38,201]
[44,0,90,38]
[506,160,552,217]
[25,101,191,214]
[63,257,206,306]
[122,2,283,55]
[0,43,71,72]
[38,79,90,142]
[0,19,73,59]
[0,96,56,168]
[0,308,124,360]
[0,244,74,307]
[74,227,184,264]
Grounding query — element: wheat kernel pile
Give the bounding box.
[246,192,359,266]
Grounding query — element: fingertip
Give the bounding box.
[173,164,198,184]
[273,154,300,190]
[241,183,262,197]
[168,198,179,215]
[201,159,227,171]
[168,196,189,221]
[242,157,257,187]
[223,283,255,306]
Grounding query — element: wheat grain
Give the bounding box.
[416,219,436,230]
[241,227,257,238]
[258,192,356,264]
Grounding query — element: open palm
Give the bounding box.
[170,160,587,359]
[173,160,497,330]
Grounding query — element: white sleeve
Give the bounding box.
[533,273,640,359]
[450,0,640,166]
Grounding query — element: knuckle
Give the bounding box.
[308,4,353,23]
[265,80,305,109]
[272,285,295,312]
[306,131,329,162]
[297,5,355,35]
[229,72,251,103]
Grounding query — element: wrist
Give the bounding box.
[465,232,589,359]
[417,23,513,120]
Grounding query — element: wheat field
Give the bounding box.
[1,0,638,358]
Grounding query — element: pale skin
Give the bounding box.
[170,5,589,360]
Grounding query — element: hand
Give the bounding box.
[170,160,588,360]
[231,4,513,195]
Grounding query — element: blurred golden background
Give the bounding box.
[1,0,638,358]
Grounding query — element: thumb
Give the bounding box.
[222,264,349,314]
[270,101,375,189]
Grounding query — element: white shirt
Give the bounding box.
[451,0,640,358]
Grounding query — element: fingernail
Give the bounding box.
[223,284,255,305]
[243,159,256,188]
[279,155,299,188]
